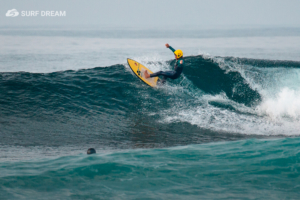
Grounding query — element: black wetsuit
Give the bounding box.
[150,46,184,83]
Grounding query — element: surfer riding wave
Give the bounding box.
[144,44,184,84]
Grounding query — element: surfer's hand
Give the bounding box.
[165,43,170,48]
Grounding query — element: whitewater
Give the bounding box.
[0,28,300,199]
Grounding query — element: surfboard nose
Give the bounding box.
[127,59,159,87]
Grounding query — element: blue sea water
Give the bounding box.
[0,27,300,199]
[1,138,300,199]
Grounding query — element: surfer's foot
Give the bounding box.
[144,70,150,78]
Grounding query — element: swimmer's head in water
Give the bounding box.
[87,148,96,155]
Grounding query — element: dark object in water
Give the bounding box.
[87,148,96,155]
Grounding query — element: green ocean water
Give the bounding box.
[1,28,300,199]
[1,137,299,199]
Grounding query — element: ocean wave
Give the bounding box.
[1,55,300,146]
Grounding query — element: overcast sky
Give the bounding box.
[1,0,300,29]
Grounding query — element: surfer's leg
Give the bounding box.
[150,71,176,78]
[156,71,176,79]
[153,71,177,84]
[149,71,163,78]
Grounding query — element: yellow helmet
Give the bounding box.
[174,49,183,58]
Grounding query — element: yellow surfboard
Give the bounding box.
[127,58,159,87]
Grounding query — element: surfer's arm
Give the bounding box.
[168,46,176,53]
[178,59,184,66]
[165,43,175,53]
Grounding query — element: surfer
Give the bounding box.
[144,44,184,83]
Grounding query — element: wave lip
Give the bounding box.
[182,55,262,106]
